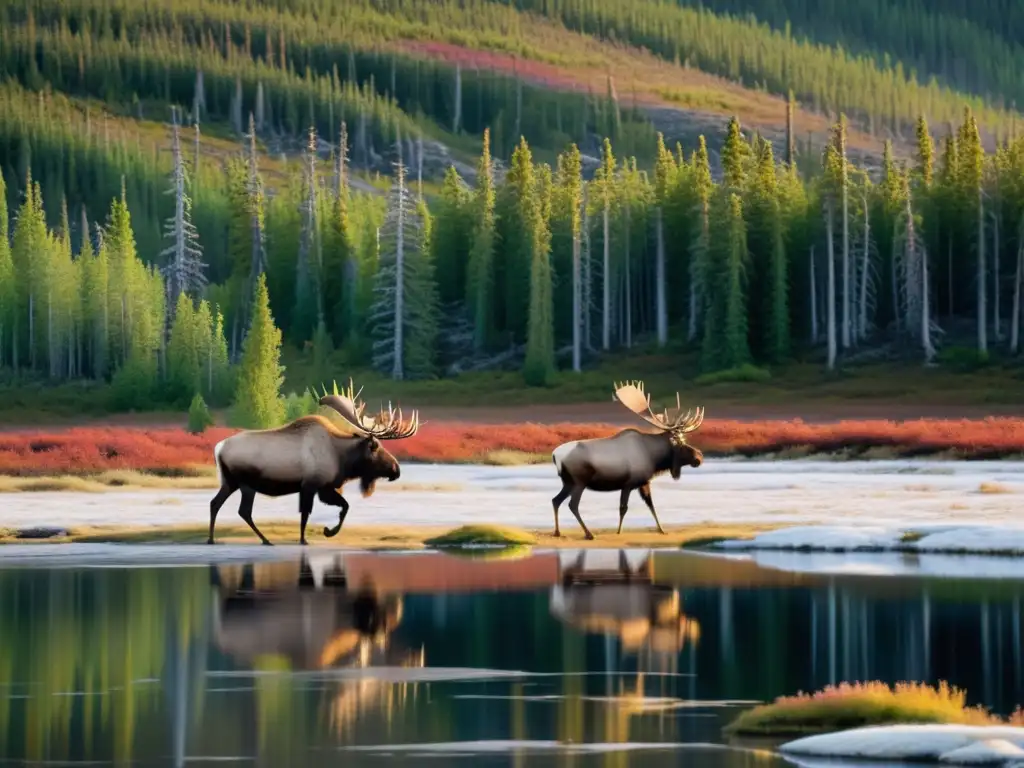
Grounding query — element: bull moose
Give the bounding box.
[550,381,704,539]
[208,380,420,546]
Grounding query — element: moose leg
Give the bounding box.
[207,482,238,545]
[567,484,594,540]
[551,483,571,537]
[638,483,666,535]
[298,489,315,546]
[617,487,633,535]
[236,487,272,546]
[318,487,351,538]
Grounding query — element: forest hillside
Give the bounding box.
[0,0,1022,423]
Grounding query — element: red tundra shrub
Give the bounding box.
[0,418,1021,475]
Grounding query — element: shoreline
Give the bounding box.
[2,453,1024,493]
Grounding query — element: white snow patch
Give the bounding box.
[781,725,1024,761]
[939,739,1024,764]
[717,524,1024,557]
[737,549,1024,579]
[915,528,1024,555]
[717,525,904,551]
[551,441,579,474]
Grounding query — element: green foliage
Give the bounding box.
[166,293,200,406]
[523,158,556,386]
[935,346,991,373]
[694,364,771,386]
[282,389,318,421]
[186,392,214,433]
[230,274,285,428]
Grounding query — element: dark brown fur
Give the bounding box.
[208,416,402,546]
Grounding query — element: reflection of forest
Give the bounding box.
[1,551,1023,764]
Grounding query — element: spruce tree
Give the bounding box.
[524,163,556,386]
[231,273,285,429]
[0,171,12,367]
[166,291,199,405]
[466,128,496,352]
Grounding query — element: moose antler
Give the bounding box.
[314,379,421,440]
[612,380,704,434]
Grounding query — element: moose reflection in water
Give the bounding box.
[551,550,701,669]
[211,557,424,671]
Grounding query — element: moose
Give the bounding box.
[208,380,421,546]
[550,380,705,539]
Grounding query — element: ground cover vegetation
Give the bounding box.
[0,0,1022,429]
[2,416,1023,482]
[725,680,1024,736]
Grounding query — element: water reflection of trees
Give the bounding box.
[2,550,1024,764]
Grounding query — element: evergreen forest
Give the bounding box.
[0,0,1022,421]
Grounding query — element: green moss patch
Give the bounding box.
[424,525,536,548]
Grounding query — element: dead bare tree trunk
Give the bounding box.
[624,205,632,349]
[993,211,1001,341]
[978,187,988,353]
[582,186,592,351]
[655,206,667,347]
[826,202,837,370]
[840,127,850,350]
[810,246,819,343]
[572,192,581,372]
[859,189,871,341]
[602,192,610,350]
[1011,216,1023,354]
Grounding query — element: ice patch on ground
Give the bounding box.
[716,524,1024,556]
[780,725,1024,764]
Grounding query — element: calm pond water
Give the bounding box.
[1,547,1023,766]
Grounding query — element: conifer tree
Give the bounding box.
[689,136,713,343]
[166,292,200,404]
[324,122,353,345]
[0,171,13,367]
[232,273,285,429]
[702,190,750,372]
[432,165,472,308]
[466,128,496,352]
[524,163,555,386]
[160,115,206,303]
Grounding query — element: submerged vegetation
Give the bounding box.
[725,681,1024,736]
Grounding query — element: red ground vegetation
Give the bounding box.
[0,418,1021,476]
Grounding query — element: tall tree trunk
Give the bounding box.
[453,64,462,134]
[826,203,837,370]
[602,195,610,350]
[810,246,818,343]
[859,191,871,340]
[392,172,405,380]
[891,237,901,333]
[1012,216,1024,355]
[978,188,988,353]
[624,206,632,349]
[841,155,850,349]
[688,199,707,342]
[948,239,954,320]
[572,195,581,372]
[29,293,35,370]
[582,186,592,351]
[922,244,934,362]
[655,206,667,347]
[993,212,1001,340]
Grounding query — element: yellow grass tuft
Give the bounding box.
[724,681,1019,736]
[978,481,1013,494]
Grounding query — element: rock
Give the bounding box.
[939,739,1024,764]
[15,526,68,540]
